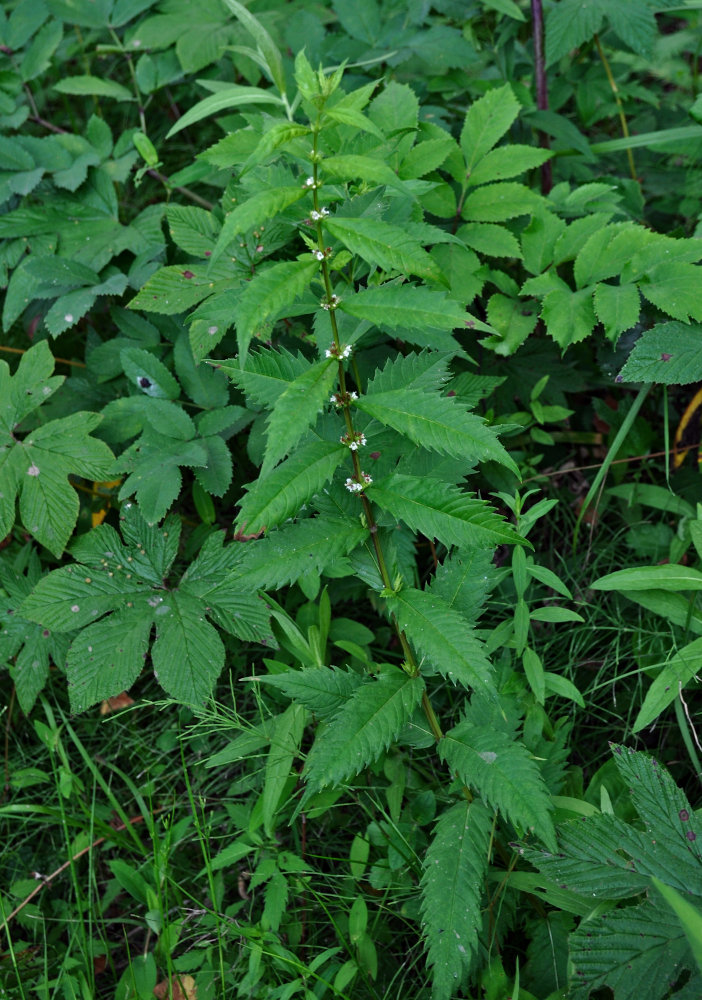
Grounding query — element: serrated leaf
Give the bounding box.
[167,205,220,257]
[65,607,153,713]
[440,721,556,848]
[325,217,442,283]
[366,351,454,395]
[386,588,495,696]
[545,0,604,66]
[322,155,406,190]
[467,144,551,187]
[428,548,498,623]
[368,474,519,549]
[338,286,468,342]
[541,285,597,349]
[118,434,208,524]
[458,222,522,258]
[228,517,368,591]
[220,0,286,96]
[593,282,640,342]
[606,0,657,57]
[257,666,363,719]
[639,263,702,323]
[357,390,518,473]
[235,258,320,365]
[211,186,306,264]
[619,321,702,385]
[121,347,180,400]
[193,433,233,497]
[262,358,336,475]
[151,592,224,704]
[569,901,692,1000]
[421,800,492,1000]
[461,182,543,223]
[634,637,702,732]
[219,346,309,407]
[303,671,424,795]
[263,702,306,835]
[460,83,521,171]
[129,264,231,315]
[399,137,455,180]
[237,440,346,532]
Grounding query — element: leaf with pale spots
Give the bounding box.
[0,342,114,556]
[20,506,272,711]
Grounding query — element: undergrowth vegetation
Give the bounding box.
[1,1,702,998]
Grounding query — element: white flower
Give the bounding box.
[341,343,351,358]
[313,249,325,261]
[325,348,334,359]
[349,391,358,400]
[303,176,316,188]
[345,478,363,493]
[310,207,329,221]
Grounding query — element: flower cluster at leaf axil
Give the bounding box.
[330,390,358,407]
[325,340,350,358]
[345,471,373,493]
[340,431,366,451]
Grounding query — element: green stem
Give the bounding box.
[594,34,638,182]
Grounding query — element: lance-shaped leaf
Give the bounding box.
[421,800,492,1000]
[366,350,454,395]
[263,702,307,836]
[235,258,320,365]
[166,84,284,139]
[356,388,519,473]
[0,343,114,556]
[257,666,364,719]
[591,564,702,592]
[151,591,224,706]
[368,474,520,549]
[261,358,337,476]
[634,637,702,732]
[218,346,309,407]
[460,83,520,172]
[440,720,556,849]
[322,154,407,190]
[325,217,443,283]
[338,285,472,349]
[228,517,369,591]
[302,670,425,796]
[210,186,307,264]
[386,588,495,697]
[237,440,346,532]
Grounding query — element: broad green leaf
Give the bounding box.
[121,347,180,400]
[608,482,695,519]
[218,346,309,407]
[545,0,604,66]
[421,800,492,1000]
[54,75,134,101]
[166,85,284,139]
[461,182,543,223]
[458,222,522,258]
[591,564,702,592]
[325,217,443,283]
[356,389,519,473]
[459,83,521,172]
[619,321,702,385]
[440,720,556,849]
[151,591,224,704]
[235,258,320,365]
[400,137,455,179]
[118,434,208,524]
[618,590,702,635]
[386,588,495,697]
[467,144,551,187]
[129,264,232,315]
[322,155,406,190]
[193,433,233,497]
[262,359,336,475]
[652,879,702,974]
[368,474,519,549]
[210,186,307,264]
[634,637,702,731]
[483,293,538,355]
[428,547,498,623]
[166,205,220,257]
[541,285,597,349]
[303,671,425,795]
[640,263,702,324]
[593,282,640,342]
[236,440,346,533]
[543,672,585,707]
[65,607,154,713]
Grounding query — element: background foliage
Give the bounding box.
[2,1,702,998]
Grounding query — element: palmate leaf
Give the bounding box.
[386,588,495,698]
[235,258,320,365]
[440,721,556,849]
[356,388,519,474]
[325,217,443,283]
[421,800,492,1000]
[236,440,346,532]
[302,670,425,796]
[21,505,271,711]
[0,344,114,555]
[569,900,694,1000]
[368,473,519,549]
[228,516,368,591]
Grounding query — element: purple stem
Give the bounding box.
[531,0,552,194]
